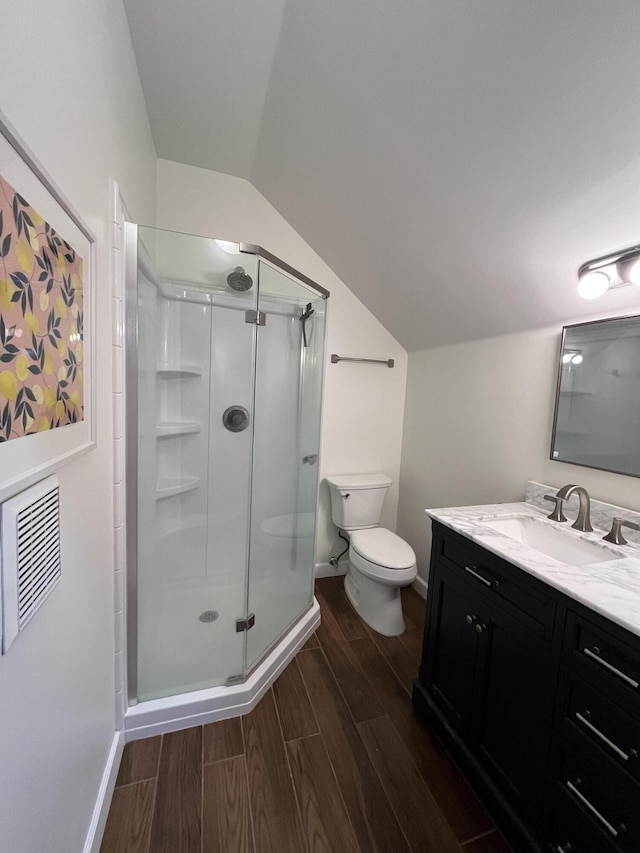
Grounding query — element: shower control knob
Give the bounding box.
[222,406,250,432]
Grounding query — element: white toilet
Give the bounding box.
[326,474,417,636]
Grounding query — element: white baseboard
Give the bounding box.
[83,730,125,853]
[315,560,347,579]
[412,575,428,599]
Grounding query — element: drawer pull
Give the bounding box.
[464,565,496,587]
[575,711,633,761]
[556,845,573,853]
[566,780,619,837]
[583,647,639,689]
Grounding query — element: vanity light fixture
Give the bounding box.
[577,243,640,300]
[577,270,609,300]
[562,349,582,365]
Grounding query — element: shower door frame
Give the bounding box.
[123,223,328,706]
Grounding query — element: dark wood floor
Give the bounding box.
[101,577,513,853]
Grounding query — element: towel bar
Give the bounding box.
[330,354,394,368]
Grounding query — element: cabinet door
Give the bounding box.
[423,561,479,739]
[471,600,552,819]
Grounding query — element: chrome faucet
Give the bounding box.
[554,484,593,532]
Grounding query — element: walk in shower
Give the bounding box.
[124,224,327,719]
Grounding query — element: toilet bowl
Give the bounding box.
[326,474,417,636]
[260,512,316,573]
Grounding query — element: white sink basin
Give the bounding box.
[482,516,623,566]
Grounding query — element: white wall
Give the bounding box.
[155,159,408,568]
[0,3,156,852]
[398,324,640,580]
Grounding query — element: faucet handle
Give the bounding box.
[603,517,640,546]
[544,494,568,522]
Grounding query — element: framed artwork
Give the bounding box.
[0,111,95,500]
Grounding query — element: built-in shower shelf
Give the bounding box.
[157,363,203,378]
[156,420,202,438]
[155,477,201,500]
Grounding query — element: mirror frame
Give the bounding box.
[550,313,640,479]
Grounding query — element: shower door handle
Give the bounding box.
[302,454,318,465]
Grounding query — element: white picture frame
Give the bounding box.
[0,110,96,500]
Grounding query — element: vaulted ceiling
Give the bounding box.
[124,0,640,350]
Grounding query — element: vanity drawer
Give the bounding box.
[547,785,619,853]
[558,727,640,852]
[564,674,640,779]
[564,612,640,711]
[438,527,555,637]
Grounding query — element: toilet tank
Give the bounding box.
[326,474,392,530]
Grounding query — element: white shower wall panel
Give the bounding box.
[205,303,254,602]
[154,298,212,584]
[251,311,300,522]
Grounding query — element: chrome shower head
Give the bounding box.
[227,266,253,291]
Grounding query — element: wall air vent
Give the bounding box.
[1,475,61,654]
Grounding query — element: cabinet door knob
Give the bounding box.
[466,614,477,625]
[475,623,486,634]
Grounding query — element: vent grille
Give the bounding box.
[1,475,61,653]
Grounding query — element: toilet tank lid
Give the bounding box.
[350,528,416,569]
[325,474,392,490]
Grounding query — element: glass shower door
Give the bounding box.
[131,225,257,701]
[245,261,327,670]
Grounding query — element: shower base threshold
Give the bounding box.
[124,598,320,741]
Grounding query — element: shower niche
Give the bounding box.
[125,225,327,705]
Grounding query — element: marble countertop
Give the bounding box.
[426,500,640,638]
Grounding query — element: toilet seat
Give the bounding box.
[349,528,417,584]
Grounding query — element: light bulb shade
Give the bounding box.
[629,258,640,286]
[571,354,583,365]
[577,270,609,300]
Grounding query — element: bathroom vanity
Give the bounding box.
[413,496,640,853]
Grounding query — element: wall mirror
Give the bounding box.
[551,314,640,477]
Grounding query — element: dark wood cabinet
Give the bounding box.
[413,520,640,853]
[470,596,552,820]
[421,559,478,736]
[549,609,640,853]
